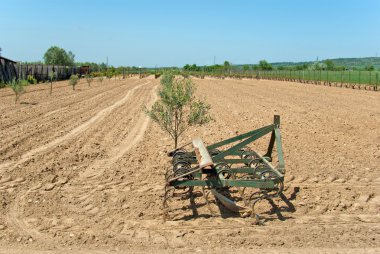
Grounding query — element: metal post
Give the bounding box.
[349,70,351,84]
[359,71,361,84]
[327,70,329,85]
[341,71,343,87]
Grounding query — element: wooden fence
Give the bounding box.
[0,56,84,84]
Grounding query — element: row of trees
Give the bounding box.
[183,59,378,72]
[183,60,273,72]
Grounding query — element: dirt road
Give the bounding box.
[0,77,379,253]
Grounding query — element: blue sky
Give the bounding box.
[1,0,379,67]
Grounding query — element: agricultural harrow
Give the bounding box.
[164,115,289,223]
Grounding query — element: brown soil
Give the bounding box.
[0,77,379,253]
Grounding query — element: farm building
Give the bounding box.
[0,56,18,83]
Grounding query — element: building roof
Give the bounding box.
[0,56,17,63]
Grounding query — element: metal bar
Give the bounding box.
[171,179,276,188]
[264,115,280,158]
[207,124,274,151]
[250,150,283,178]
[168,165,201,183]
[212,126,274,161]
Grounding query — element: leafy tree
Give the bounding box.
[183,64,201,72]
[69,74,79,90]
[252,65,259,70]
[43,46,75,66]
[224,61,231,71]
[9,78,28,103]
[145,72,212,149]
[258,60,273,70]
[365,65,374,71]
[183,64,191,71]
[295,64,309,70]
[243,65,250,72]
[324,59,335,71]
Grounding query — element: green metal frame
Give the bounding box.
[168,115,285,190]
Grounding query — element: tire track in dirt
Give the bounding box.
[116,213,380,231]
[80,85,157,179]
[1,79,135,129]
[60,84,158,224]
[0,81,151,172]
[6,184,52,244]
[0,79,142,157]
[31,83,160,240]
[80,84,154,155]
[3,81,155,245]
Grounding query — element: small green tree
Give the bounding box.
[48,71,56,95]
[243,65,250,73]
[145,72,212,149]
[9,79,27,103]
[86,74,93,87]
[69,74,79,90]
[98,76,104,83]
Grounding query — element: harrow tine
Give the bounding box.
[210,189,250,213]
[201,187,217,216]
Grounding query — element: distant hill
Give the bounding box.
[236,57,380,70]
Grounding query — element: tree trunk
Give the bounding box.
[174,135,178,149]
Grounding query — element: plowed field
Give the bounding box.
[0,77,379,253]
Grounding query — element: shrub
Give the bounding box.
[27,75,37,84]
[98,76,104,83]
[69,74,79,90]
[106,71,113,79]
[86,74,93,87]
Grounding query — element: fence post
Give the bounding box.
[327,70,329,85]
[340,71,343,87]
[348,70,351,84]
[376,73,378,91]
[359,71,361,84]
